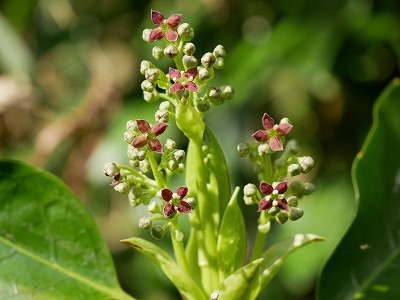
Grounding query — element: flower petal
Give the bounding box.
[163,202,176,218]
[132,134,148,148]
[185,67,197,79]
[259,182,273,195]
[277,123,293,136]
[269,137,283,151]
[169,68,181,81]
[136,119,151,134]
[151,10,165,26]
[167,14,182,28]
[252,130,269,142]
[258,198,272,211]
[261,113,275,130]
[150,28,164,41]
[152,123,168,136]
[170,83,183,93]
[185,82,198,92]
[275,181,288,194]
[149,138,163,153]
[277,198,289,211]
[161,188,173,201]
[165,29,178,41]
[178,201,192,214]
[176,186,188,198]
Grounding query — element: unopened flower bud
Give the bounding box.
[287,196,298,207]
[286,140,300,154]
[198,67,211,80]
[173,149,185,163]
[168,160,178,171]
[287,164,301,176]
[145,68,160,83]
[152,46,164,60]
[267,206,280,216]
[201,52,216,69]
[210,292,220,300]
[165,139,176,152]
[289,180,303,196]
[220,85,235,100]
[143,91,159,103]
[177,23,194,40]
[126,119,138,132]
[142,28,152,42]
[129,185,142,200]
[275,211,289,224]
[140,60,153,75]
[124,130,136,144]
[148,202,160,214]
[258,221,271,233]
[196,99,211,112]
[164,44,179,58]
[141,80,155,92]
[213,45,226,58]
[213,57,224,69]
[182,55,198,69]
[155,109,169,123]
[103,163,119,177]
[258,143,273,156]
[298,156,315,173]
[207,87,223,105]
[114,182,129,194]
[139,217,152,230]
[303,183,316,195]
[237,143,250,157]
[140,160,151,173]
[129,159,139,168]
[244,183,257,197]
[151,225,165,240]
[185,197,196,210]
[243,196,254,205]
[289,207,304,221]
[183,42,196,55]
[159,101,172,111]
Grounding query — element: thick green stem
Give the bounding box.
[170,218,190,276]
[147,149,166,188]
[249,211,270,261]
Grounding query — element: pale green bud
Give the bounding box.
[287,164,301,176]
[148,202,160,214]
[126,120,138,131]
[159,101,172,111]
[275,211,288,224]
[152,46,164,60]
[140,160,151,173]
[267,206,280,216]
[168,159,178,171]
[207,87,223,105]
[164,44,179,58]
[195,99,211,112]
[237,143,250,157]
[183,42,196,55]
[289,207,304,221]
[140,60,153,75]
[287,196,298,207]
[141,80,155,92]
[144,68,159,83]
[244,183,257,197]
[258,221,271,233]
[143,90,159,103]
[177,23,194,40]
[298,156,315,173]
[173,149,185,163]
[303,183,316,195]
[258,143,273,156]
[244,196,255,205]
[142,28,152,42]
[155,109,169,123]
[220,85,235,100]
[165,139,176,152]
[201,52,216,68]
[139,217,152,230]
[124,130,135,144]
[182,55,198,69]
[114,182,129,194]
[198,67,211,80]
[151,225,165,240]
[213,57,224,69]
[103,163,119,177]
[213,45,226,58]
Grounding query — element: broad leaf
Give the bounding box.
[0,159,133,299]
[317,78,400,299]
[121,237,207,300]
[247,233,325,300]
[216,187,246,276]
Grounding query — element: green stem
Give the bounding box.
[259,155,273,182]
[119,165,157,187]
[147,149,166,188]
[170,218,190,276]
[249,211,270,261]
[159,93,178,106]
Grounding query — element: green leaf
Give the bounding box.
[175,101,205,144]
[121,237,207,300]
[212,258,264,300]
[247,233,325,300]
[317,78,400,299]
[0,159,134,300]
[216,187,246,276]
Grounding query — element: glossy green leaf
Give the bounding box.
[175,101,205,144]
[121,237,207,300]
[212,258,263,300]
[0,159,134,299]
[247,233,325,300]
[216,187,246,276]
[317,79,400,299]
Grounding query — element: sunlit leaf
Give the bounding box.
[317,78,400,300]
[0,160,134,299]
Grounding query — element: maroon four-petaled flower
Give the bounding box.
[169,67,198,93]
[132,119,168,153]
[252,113,292,151]
[149,10,182,42]
[258,181,289,212]
[161,186,192,218]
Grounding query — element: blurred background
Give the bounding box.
[1,0,399,299]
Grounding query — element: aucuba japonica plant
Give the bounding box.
[104,9,322,300]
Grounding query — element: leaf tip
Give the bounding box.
[120,239,142,249]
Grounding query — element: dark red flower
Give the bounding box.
[258,181,289,212]
[161,186,192,218]
[252,113,292,151]
[149,10,182,42]
[132,120,168,153]
[169,67,198,93]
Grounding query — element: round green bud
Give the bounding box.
[243,196,255,205]
[152,46,164,60]
[143,90,159,103]
[129,185,142,200]
[220,85,235,100]
[303,183,316,195]
[114,182,129,194]
[213,57,224,69]
[164,44,179,58]
[287,164,301,177]
[176,163,184,174]
[159,101,172,111]
[287,196,298,207]
[289,180,303,197]
[267,206,280,216]
[195,99,211,112]
[173,149,185,163]
[183,42,196,55]
[207,87,223,105]
[126,120,138,132]
[151,225,165,240]
[139,217,152,230]
[237,143,250,157]
[286,140,300,154]
[155,109,169,123]
[165,139,176,152]
[213,45,226,58]
[141,80,155,92]
[142,28,152,42]
[243,183,257,197]
[140,60,153,75]
[103,163,119,177]
[140,160,151,174]
[298,156,315,173]
[124,130,135,144]
[289,207,304,221]
[198,67,211,80]
[129,159,139,168]
[177,23,194,40]
[275,211,289,224]
[210,292,220,300]
[145,68,160,83]
[182,55,198,69]
[174,229,184,241]
[201,52,216,69]
[167,159,178,171]
[148,202,160,214]
[258,143,273,156]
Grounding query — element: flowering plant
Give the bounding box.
[104,9,322,299]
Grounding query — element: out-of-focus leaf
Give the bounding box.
[212,258,263,300]
[121,237,207,300]
[0,160,134,299]
[317,78,400,300]
[247,234,325,300]
[216,187,246,276]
